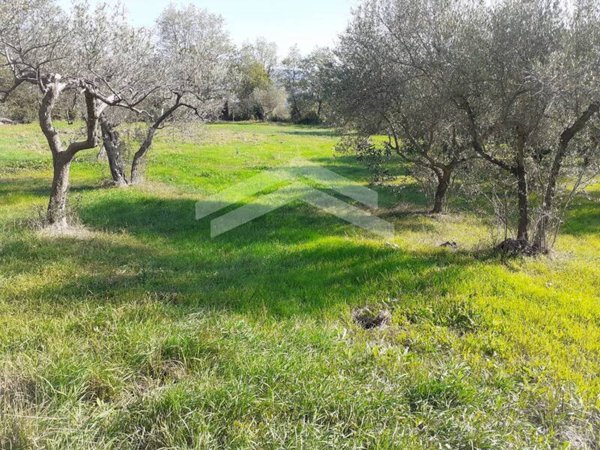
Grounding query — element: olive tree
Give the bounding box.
[302,48,335,123]
[335,0,600,248]
[251,85,288,121]
[332,0,472,213]
[0,0,152,226]
[279,47,334,124]
[279,46,305,122]
[100,4,232,186]
[454,0,600,250]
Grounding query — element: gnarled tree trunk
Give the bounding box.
[431,166,453,214]
[515,164,529,242]
[129,96,183,185]
[39,81,69,226]
[99,114,128,186]
[129,127,156,185]
[47,151,74,226]
[511,135,530,242]
[533,101,600,251]
[38,81,104,227]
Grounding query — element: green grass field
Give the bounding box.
[0,122,599,449]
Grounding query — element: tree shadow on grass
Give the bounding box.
[561,191,600,237]
[0,177,101,200]
[303,156,431,211]
[1,192,480,318]
[276,128,340,138]
[310,155,413,180]
[210,122,340,138]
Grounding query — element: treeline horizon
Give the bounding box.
[0,15,332,126]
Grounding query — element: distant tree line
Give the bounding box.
[0,18,333,126]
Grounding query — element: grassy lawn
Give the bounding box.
[0,122,599,449]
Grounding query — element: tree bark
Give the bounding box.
[130,127,156,185]
[431,167,452,214]
[47,152,73,226]
[99,114,128,186]
[39,81,69,226]
[38,80,104,226]
[534,101,600,250]
[515,162,529,242]
[465,99,530,239]
[129,96,183,185]
[316,100,323,122]
[512,131,531,242]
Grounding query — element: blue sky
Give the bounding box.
[59,0,358,56]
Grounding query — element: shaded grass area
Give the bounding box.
[0,122,599,449]
[563,189,600,238]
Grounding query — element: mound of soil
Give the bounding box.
[495,239,537,256]
[352,307,392,330]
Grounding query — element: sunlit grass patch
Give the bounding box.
[0,122,598,448]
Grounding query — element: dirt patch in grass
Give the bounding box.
[37,224,96,240]
[0,373,40,406]
[352,307,392,330]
